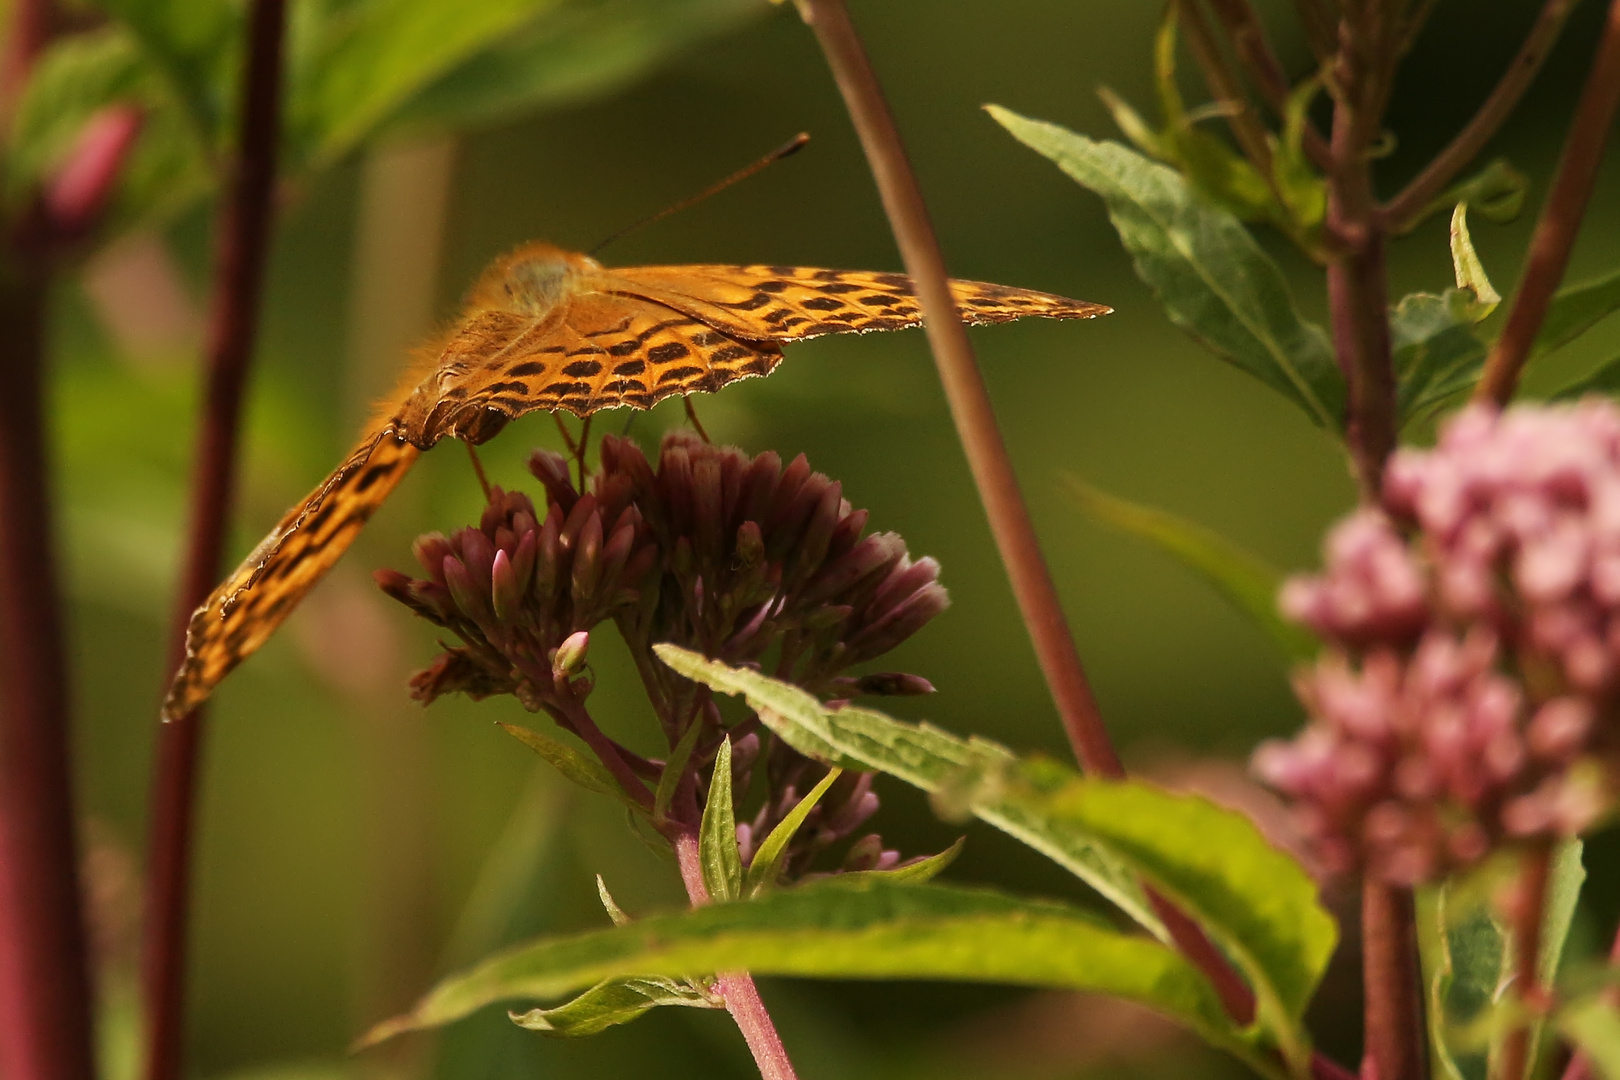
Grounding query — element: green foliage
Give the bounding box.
[1559,994,1620,1079]
[1063,475,1315,663]
[1448,205,1501,316]
[989,105,1345,434]
[654,717,704,823]
[498,723,642,811]
[1391,290,1489,424]
[656,646,1337,1069]
[744,765,842,896]
[1418,842,1585,1080]
[699,737,742,902]
[365,878,1268,1073]
[507,975,723,1036]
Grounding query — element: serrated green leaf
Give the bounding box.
[1551,355,1620,401]
[653,644,1159,938]
[989,105,1344,432]
[1534,268,1620,361]
[1392,290,1489,424]
[1560,995,1620,1079]
[507,975,721,1036]
[699,737,741,902]
[498,723,637,809]
[382,0,767,136]
[654,716,703,823]
[1062,475,1314,663]
[744,766,842,896]
[655,647,1335,1069]
[1450,205,1500,315]
[365,879,1270,1074]
[839,837,965,887]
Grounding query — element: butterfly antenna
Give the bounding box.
[589,132,811,257]
[464,441,494,503]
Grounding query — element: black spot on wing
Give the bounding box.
[646,342,691,364]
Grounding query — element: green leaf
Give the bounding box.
[1551,355,1620,401]
[1062,475,1315,663]
[653,644,1160,938]
[382,0,768,136]
[89,0,237,146]
[989,104,1344,432]
[656,647,1336,1069]
[1534,268,1620,360]
[744,766,842,896]
[596,875,630,927]
[1432,159,1528,228]
[1419,882,1502,1080]
[507,975,721,1036]
[1560,995,1620,1079]
[1392,290,1489,423]
[498,723,636,809]
[291,0,563,167]
[839,837,965,887]
[364,879,1268,1073]
[654,716,703,823]
[699,737,741,902]
[1450,205,1500,315]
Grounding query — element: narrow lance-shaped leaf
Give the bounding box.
[745,765,842,896]
[699,737,741,902]
[364,879,1274,1076]
[989,104,1344,433]
[1533,267,1620,359]
[656,647,1336,1070]
[507,975,722,1037]
[1063,475,1315,663]
[499,723,640,810]
[1449,205,1500,316]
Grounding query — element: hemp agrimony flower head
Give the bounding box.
[377,430,947,878]
[1256,402,1620,885]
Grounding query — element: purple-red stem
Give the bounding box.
[672,831,799,1080]
[790,0,1302,1053]
[140,3,287,1080]
[1476,0,1620,406]
[1498,843,1553,1080]
[0,203,98,1080]
[1361,881,1427,1080]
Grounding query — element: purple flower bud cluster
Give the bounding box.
[1257,403,1620,884]
[374,483,657,710]
[595,431,948,698]
[377,431,949,879]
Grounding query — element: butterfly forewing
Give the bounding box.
[163,246,1107,720]
[604,264,1109,343]
[163,430,420,720]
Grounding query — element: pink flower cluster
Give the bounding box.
[1257,402,1620,884]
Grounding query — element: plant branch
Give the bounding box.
[1178,0,1282,182]
[1382,0,1579,232]
[672,830,799,1080]
[1361,880,1427,1080]
[548,693,654,810]
[1201,0,1333,168]
[0,202,98,1080]
[1499,842,1554,1080]
[1476,0,1620,406]
[789,0,1123,780]
[140,4,288,1080]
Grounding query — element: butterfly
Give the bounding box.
[161,241,1109,720]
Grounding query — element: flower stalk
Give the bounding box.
[141,3,288,1079]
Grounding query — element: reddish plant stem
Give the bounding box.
[1498,843,1553,1080]
[140,3,287,1080]
[1200,0,1333,169]
[0,205,98,1080]
[791,0,1275,1042]
[672,831,799,1080]
[1361,881,1427,1080]
[1476,0,1620,407]
[789,0,1121,781]
[1382,0,1579,233]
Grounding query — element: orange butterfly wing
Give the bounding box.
[163,251,1107,720]
[162,430,419,720]
[602,264,1110,342]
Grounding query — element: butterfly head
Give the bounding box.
[475,242,603,317]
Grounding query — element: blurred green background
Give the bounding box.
[50,1,1620,1077]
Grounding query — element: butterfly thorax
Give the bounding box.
[472,241,604,317]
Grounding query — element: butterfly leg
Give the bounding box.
[574,415,593,490]
[464,440,494,502]
[682,395,712,444]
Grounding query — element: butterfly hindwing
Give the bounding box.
[602,264,1109,343]
[162,430,420,720]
